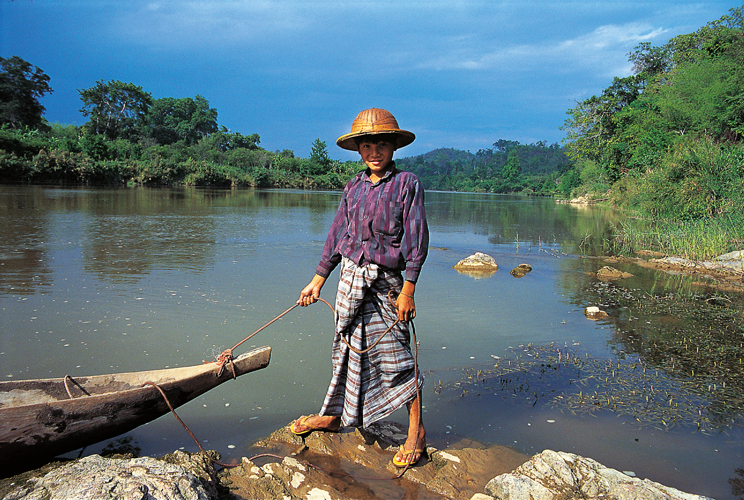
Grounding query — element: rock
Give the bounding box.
[485,449,713,500]
[569,196,592,205]
[510,264,532,278]
[2,452,215,500]
[1,428,712,500]
[596,266,633,280]
[636,249,665,258]
[454,252,499,278]
[584,306,608,320]
[714,250,744,271]
[241,420,528,500]
[651,257,697,268]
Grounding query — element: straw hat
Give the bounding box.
[336,108,415,151]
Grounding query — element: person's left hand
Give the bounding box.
[395,292,416,322]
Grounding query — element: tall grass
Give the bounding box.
[608,213,744,261]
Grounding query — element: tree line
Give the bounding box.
[396,141,572,194]
[0,55,569,193]
[0,62,360,188]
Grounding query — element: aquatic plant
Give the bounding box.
[441,288,744,434]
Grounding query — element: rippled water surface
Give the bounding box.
[1,186,741,498]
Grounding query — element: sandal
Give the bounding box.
[290,415,340,437]
[392,444,426,467]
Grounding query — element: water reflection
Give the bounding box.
[0,188,53,295]
[425,192,620,254]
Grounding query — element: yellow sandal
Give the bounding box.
[392,444,426,467]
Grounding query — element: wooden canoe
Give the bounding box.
[0,346,271,474]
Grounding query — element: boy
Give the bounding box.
[292,108,429,467]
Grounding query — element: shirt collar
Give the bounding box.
[363,162,397,184]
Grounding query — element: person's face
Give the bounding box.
[358,139,396,178]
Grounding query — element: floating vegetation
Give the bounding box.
[440,283,744,434]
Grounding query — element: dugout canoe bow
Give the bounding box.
[0,346,271,475]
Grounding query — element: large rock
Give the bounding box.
[596,266,633,280]
[454,252,499,278]
[232,420,528,500]
[484,449,712,500]
[714,250,744,271]
[2,451,218,500]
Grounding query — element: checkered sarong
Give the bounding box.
[319,258,423,427]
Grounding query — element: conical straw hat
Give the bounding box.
[336,108,415,151]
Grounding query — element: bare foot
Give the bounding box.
[290,414,341,435]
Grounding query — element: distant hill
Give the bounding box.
[396,142,572,194]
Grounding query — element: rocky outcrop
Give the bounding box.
[651,251,744,273]
[2,452,219,500]
[1,427,712,500]
[485,449,712,500]
[714,250,744,271]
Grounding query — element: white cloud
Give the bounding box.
[415,21,668,77]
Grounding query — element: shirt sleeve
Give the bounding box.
[401,175,429,283]
[315,186,349,278]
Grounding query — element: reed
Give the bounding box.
[607,214,744,261]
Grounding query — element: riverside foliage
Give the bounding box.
[561,6,744,222]
[0,59,569,192]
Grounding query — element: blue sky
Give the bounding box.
[1,1,735,160]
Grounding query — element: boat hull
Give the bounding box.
[0,346,271,474]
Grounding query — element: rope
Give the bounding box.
[141,381,235,468]
[63,375,91,399]
[157,291,424,479]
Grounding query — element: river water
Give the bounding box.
[0,186,741,498]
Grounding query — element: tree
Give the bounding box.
[502,150,522,182]
[0,56,53,130]
[310,138,331,167]
[79,80,153,139]
[147,95,218,145]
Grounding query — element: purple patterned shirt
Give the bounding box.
[316,164,429,283]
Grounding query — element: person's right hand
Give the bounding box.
[297,274,326,306]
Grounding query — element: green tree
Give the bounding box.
[147,95,218,145]
[79,80,153,139]
[310,138,331,167]
[0,56,53,130]
[502,150,522,181]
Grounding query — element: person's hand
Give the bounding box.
[395,293,416,322]
[297,274,326,306]
[395,281,417,322]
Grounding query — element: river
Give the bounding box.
[0,186,741,498]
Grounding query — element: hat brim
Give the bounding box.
[336,129,416,151]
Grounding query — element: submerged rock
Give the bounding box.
[241,420,528,499]
[510,264,533,278]
[596,266,633,280]
[485,449,712,500]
